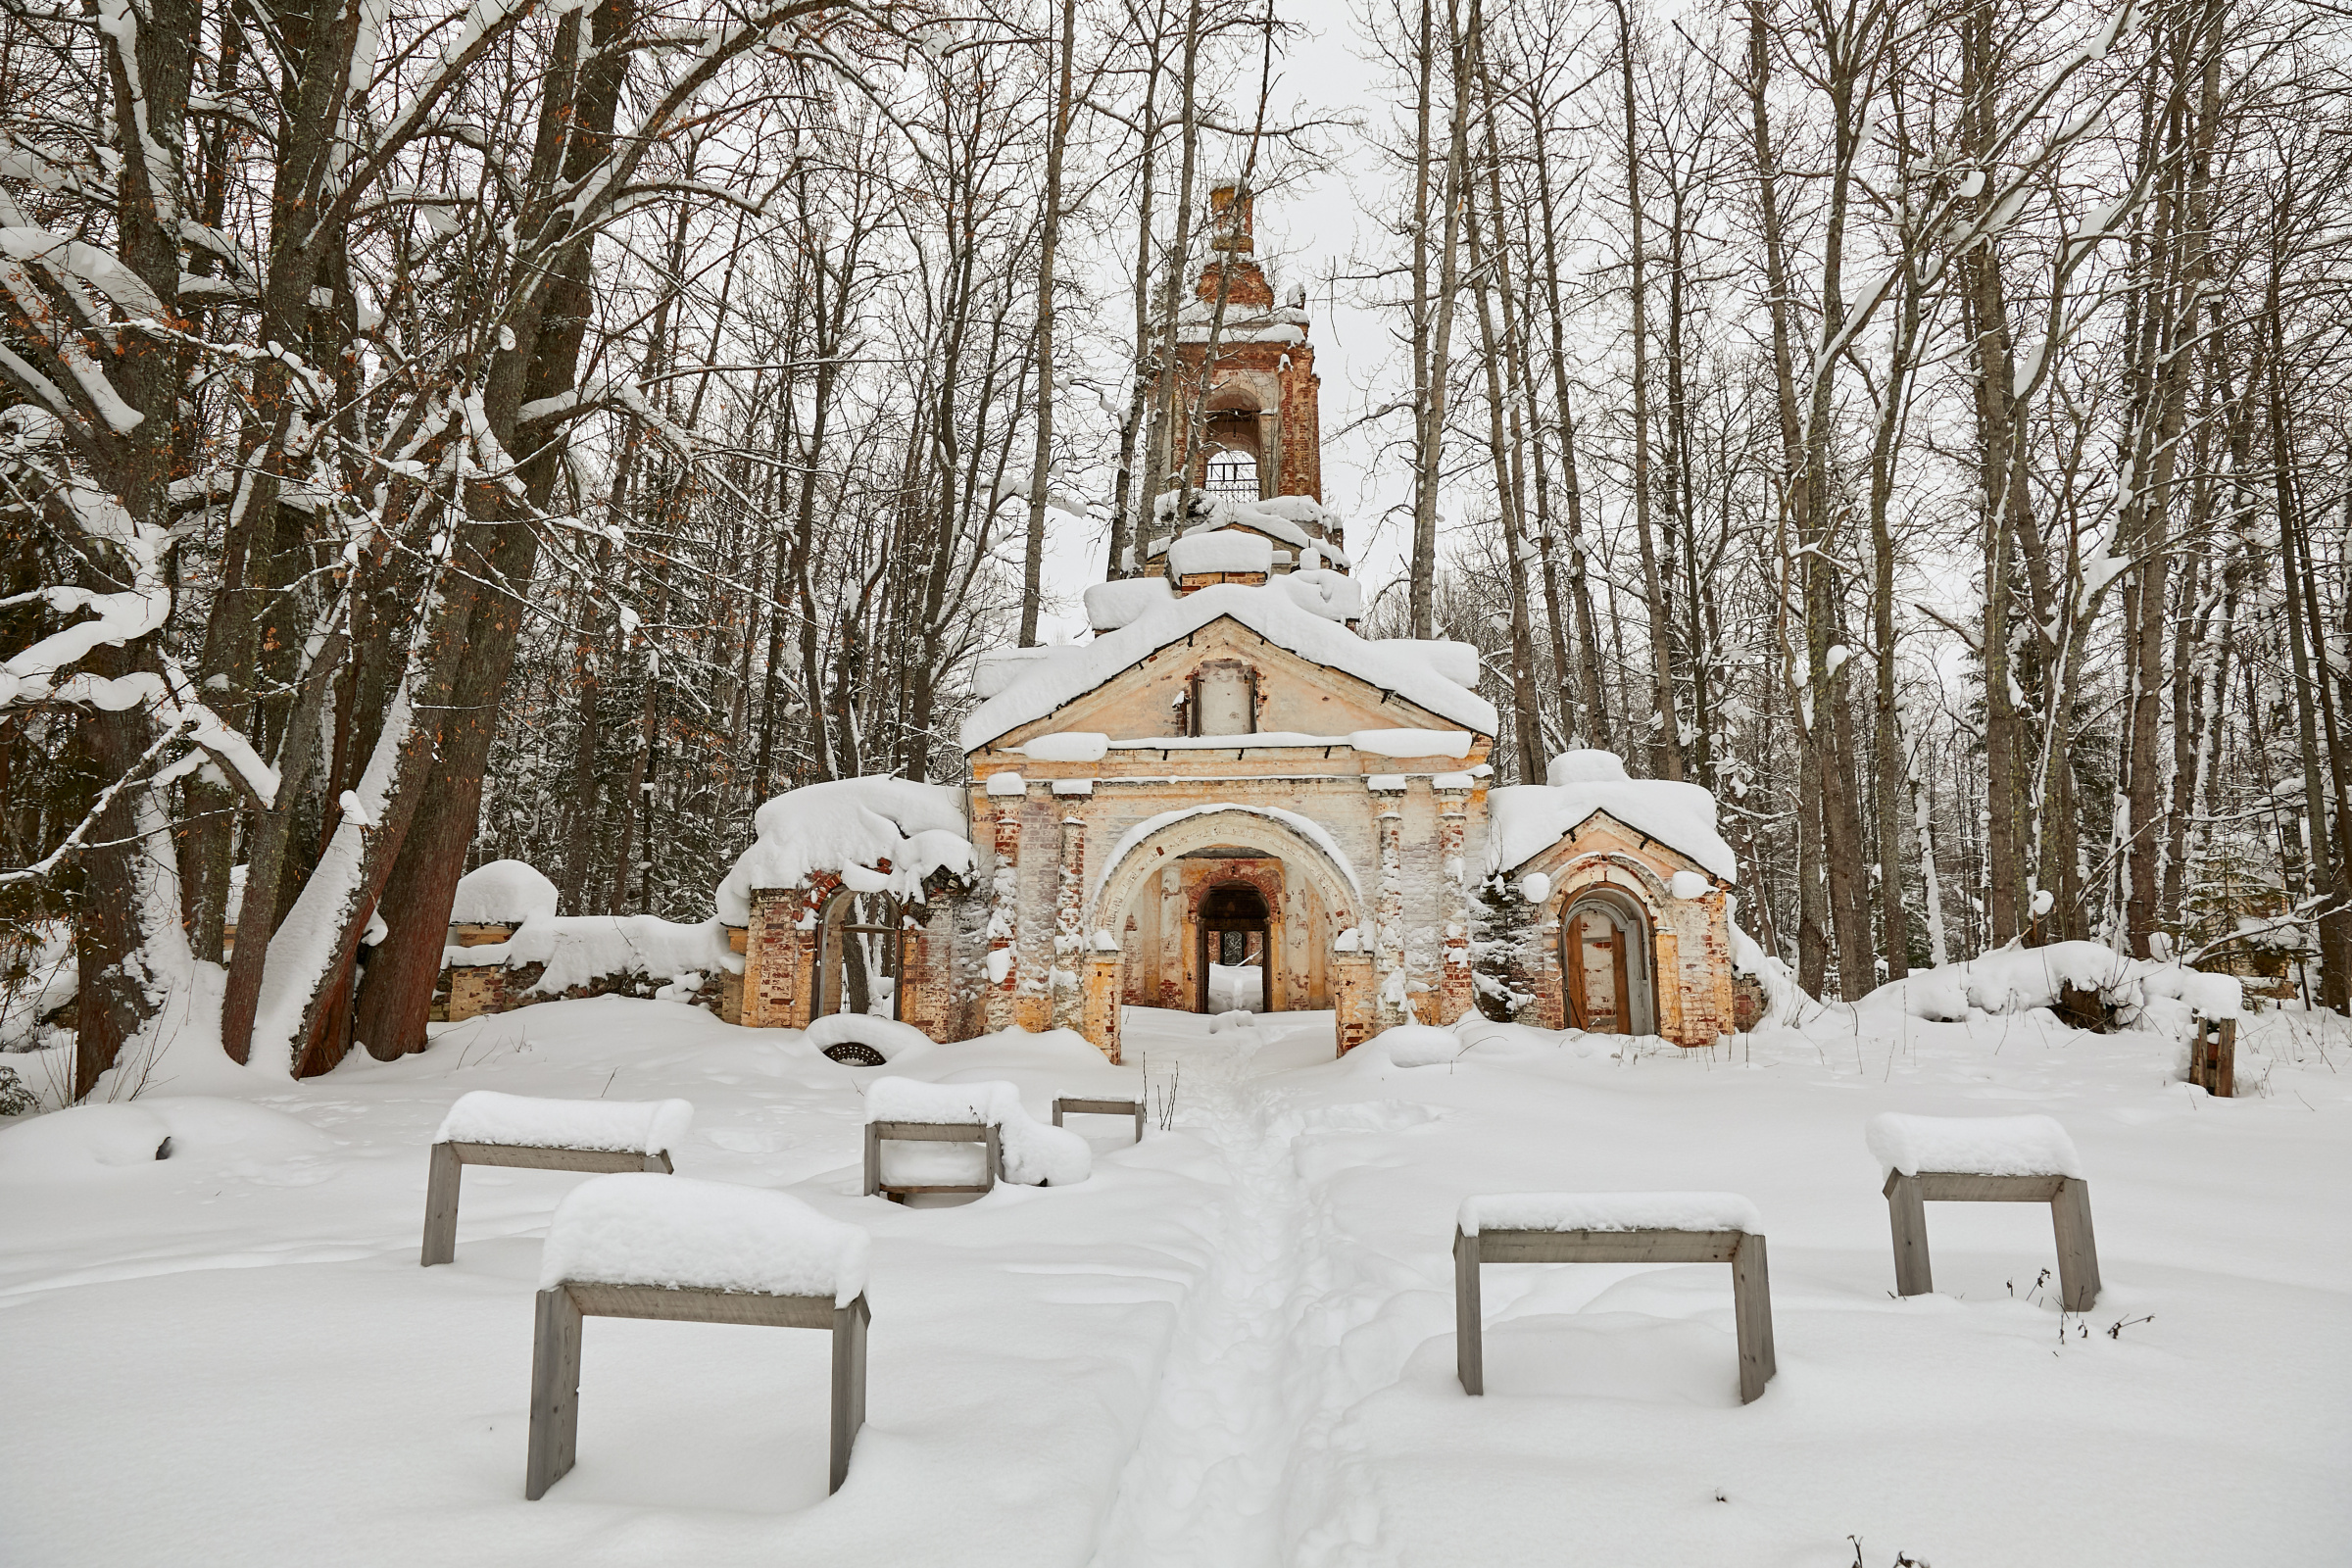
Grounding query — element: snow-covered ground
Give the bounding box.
[4,998,2348,1565]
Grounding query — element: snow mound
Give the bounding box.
[1670,870,1711,900]
[1547,749,1629,785]
[1168,528,1273,576]
[1084,576,1176,632]
[443,914,735,989]
[863,1076,1091,1187]
[716,776,974,923]
[434,1091,694,1156]
[540,1173,868,1303]
[1371,1024,1465,1066]
[1859,942,2242,1032]
[449,858,559,925]
[1458,1191,1763,1236]
[1864,1112,2084,1179]
[1489,762,1737,882]
[1277,569,1363,622]
[1207,1008,1256,1035]
[1726,897,1810,1027]
[806,1013,931,1063]
[0,1099,331,1178]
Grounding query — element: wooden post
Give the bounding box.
[830,1295,869,1494]
[2051,1178,2102,1312]
[861,1123,881,1198]
[2190,1015,2236,1098]
[1453,1227,1484,1396]
[1884,1171,1933,1298]
[1730,1233,1776,1404]
[420,1142,463,1267]
[525,1287,584,1500]
[985,1124,1003,1186]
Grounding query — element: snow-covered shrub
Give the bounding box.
[1372,1024,1465,1066]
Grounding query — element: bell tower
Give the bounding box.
[1166,185,1323,505]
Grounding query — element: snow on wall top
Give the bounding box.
[1168,529,1274,576]
[435,1090,694,1156]
[959,583,1497,751]
[442,912,735,983]
[539,1173,869,1302]
[1457,1191,1764,1236]
[1278,569,1362,622]
[1864,1112,2084,1179]
[449,858,559,924]
[715,776,973,923]
[1488,752,1737,882]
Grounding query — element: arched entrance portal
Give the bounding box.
[1561,885,1655,1036]
[1088,806,1374,1055]
[813,889,902,1020]
[1197,881,1272,1013]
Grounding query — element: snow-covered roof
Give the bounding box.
[958,583,1499,752]
[1277,569,1362,622]
[450,858,560,924]
[1084,576,1175,631]
[715,776,973,921]
[1488,751,1737,882]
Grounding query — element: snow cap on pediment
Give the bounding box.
[1490,751,1737,883]
[958,582,1498,752]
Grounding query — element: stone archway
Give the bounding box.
[1086,806,1372,1057]
[1559,883,1655,1036]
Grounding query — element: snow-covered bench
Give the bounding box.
[1053,1097,1146,1143]
[1866,1112,2101,1311]
[1452,1193,1776,1404]
[860,1078,1090,1201]
[421,1092,692,1266]
[527,1174,870,1499]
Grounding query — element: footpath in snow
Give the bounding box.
[3,996,2350,1565]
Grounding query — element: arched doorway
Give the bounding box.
[813,889,902,1020]
[1561,886,1656,1036]
[1196,881,1272,1013]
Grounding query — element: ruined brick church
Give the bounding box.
[716,189,1742,1060]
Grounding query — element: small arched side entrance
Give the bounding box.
[1560,884,1656,1036]
[1196,881,1273,1012]
[812,889,902,1020]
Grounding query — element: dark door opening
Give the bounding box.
[1196,882,1275,1014]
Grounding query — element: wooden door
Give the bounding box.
[1567,909,1629,1033]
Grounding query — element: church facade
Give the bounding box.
[717,189,1742,1060]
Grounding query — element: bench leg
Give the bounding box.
[1134,1102,1145,1143]
[1052,1103,1064,1127]
[831,1295,869,1494]
[984,1125,1001,1192]
[644,1152,672,1174]
[1886,1173,1933,1298]
[1454,1228,1484,1396]
[526,1287,584,1499]
[2051,1179,2101,1312]
[862,1124,880,1198]
[420,1143,463,1267]
[1732,1233,1777,1403]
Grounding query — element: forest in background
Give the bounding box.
[5,0,2351,1096]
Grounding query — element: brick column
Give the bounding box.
[746,888,807,1028]
[1333,953,1376,1054]
[1436,782,1473,1025]
[1083,952,1123,1062]
[1371,780,1408,1029]
[985,787,1023,1033]
[1052,814,1087,1031]
[1158,865,1186,1007]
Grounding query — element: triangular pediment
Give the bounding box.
[985,613,1477,754]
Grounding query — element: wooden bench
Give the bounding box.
[1052,1097,1146,1143]
[422,1141,672,1266]
[1867,1111,2100,1311]
[1884,1170,2101,1310]
[528,1280,868,1498]
[1452,1196,1776,1404]
[525,1173,871,1500]
[862,1120,1000,1201]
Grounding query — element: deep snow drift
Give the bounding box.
[2,994,2347,1566]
